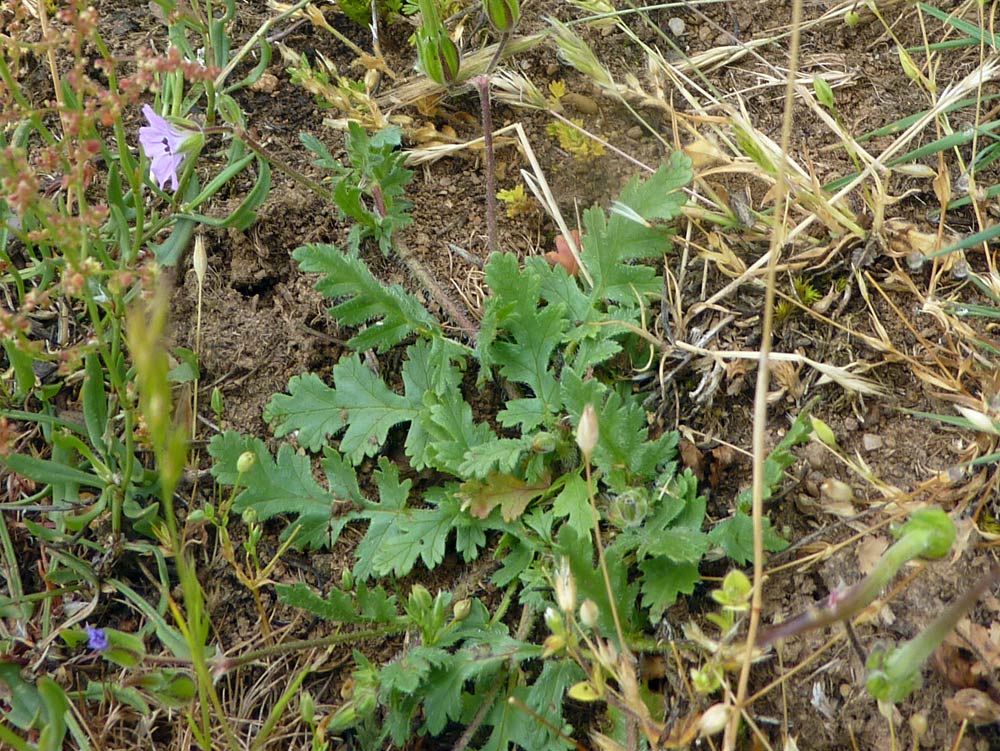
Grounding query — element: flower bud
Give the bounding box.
[236,451,256,475]
[542,633,566,657]
[341,568,354,591]
[452,598,472,622]
[409,583,433,614]
[300,691,316,725]
[544,606,565,635]
[554,557,576,614]
[576,404,599,460]
[193,234,207,286]
[698,703,731,736]
[484,0,519,33]
[579,598,599,628]
[531,431,557,453]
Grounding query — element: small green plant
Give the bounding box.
[497,182,537,217]
[706,408,813,565]
[546,118,606,159]
[210,154,703,744]
[300,122,413,256]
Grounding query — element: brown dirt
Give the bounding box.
[9,0,1000,749]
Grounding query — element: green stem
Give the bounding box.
[213,0,312,90]
[757,508,955,647]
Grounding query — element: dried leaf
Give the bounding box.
[944,688,1000,725]
[679,439,705,481]
[855,535,889,576]
[458,472,550,521]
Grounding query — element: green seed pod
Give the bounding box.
[484,0,519,33]
[417,27,460,86]
[531,431,557,453]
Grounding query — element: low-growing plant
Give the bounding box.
[206,152,722,744]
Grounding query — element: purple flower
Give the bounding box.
[138,104,197,191]
[85,625,108,652]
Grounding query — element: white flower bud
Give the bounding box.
[698,703,731,736]
[193,234,207,286]
[576,404,599,460]
[579,598,599,628]
[554,557,576,613]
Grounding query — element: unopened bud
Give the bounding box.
[484,0,519,33]
[544,606,564,635]
[542,633,566,657]
[554,557,576,613]
[579,598,599,628]
[452,598,472,622]
[236,451,256,475]
[193,234,207,285]
[698,703,731,736]
[576,404,599,460]
[531,432,557,453]
[300,691,316,725]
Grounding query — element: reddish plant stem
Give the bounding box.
[474,74,499,254]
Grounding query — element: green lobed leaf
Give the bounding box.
[328,353,422,465]
[276,581,401,624]
[708,511,788,565]
[209,432,347,550]
[638,558,700,619]
[264,373,345,452]
[294,243,437,351]
[352,459,450,578]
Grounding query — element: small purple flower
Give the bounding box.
[85,625,108,652]
[138,104,197,192]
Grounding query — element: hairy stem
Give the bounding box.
[474,74,499,254]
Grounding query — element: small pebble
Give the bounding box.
[668,17,686,37]
[804,442,826,470]
[862,433,884,451]
[626,125,643,140]
[545,63,559,77]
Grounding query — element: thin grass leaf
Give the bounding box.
[917,3,1000,49]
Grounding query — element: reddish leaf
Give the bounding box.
[458,472,550,522]
[545,229,581,276]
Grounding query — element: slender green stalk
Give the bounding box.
[756,508,956,648]
[867,564,1000,703]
